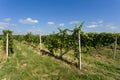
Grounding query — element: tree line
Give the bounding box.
[13,28,120,52]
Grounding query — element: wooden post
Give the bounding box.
[39,34,42,52]
[6,33,8,57]
[78,30,81,70]
[114,35,117,59]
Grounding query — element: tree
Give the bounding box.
[3,30,14,56]
[72,22,84,70]
[44,28,72,58]
[57,28,72,58]
[44,33,58,55]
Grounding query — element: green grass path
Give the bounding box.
[0,41,119,80]
[0,41,80,80]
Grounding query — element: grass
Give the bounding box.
[0,40,120,80]
[81,50,120,80]
[0,40,6,62]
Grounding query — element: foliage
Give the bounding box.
[44,29,72,58]
[44,33,58,54]
[13,35,24,42]
[24,32,39,45]
[71,23,84,59]
[0,35,2,40]
[2,30,14,55]
[14,32,120,50]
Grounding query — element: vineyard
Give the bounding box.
[0,24,120,80]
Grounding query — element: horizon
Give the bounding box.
[0,0,120,35]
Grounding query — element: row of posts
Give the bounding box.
[5,33,117,70]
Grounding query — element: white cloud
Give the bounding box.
[92,20,103,25]
[0,22,16,29]
[69,21,79,25]
[59,23,64,27]
[47,22,54,25]
[87,24,97,28]
[0,22,9,29]
[4,18,11,22]
[19,18,39,24]
[106,24,117,30]
[87,20,103,29]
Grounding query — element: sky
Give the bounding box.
[0,0,120,35]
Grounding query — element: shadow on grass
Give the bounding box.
[40,49,78,68]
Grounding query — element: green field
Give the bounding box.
[0,40,120,80]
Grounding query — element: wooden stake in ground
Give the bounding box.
[39,34,42,52]
[114,35,117,59]
[78,30,81,70]
[6,33,8,57]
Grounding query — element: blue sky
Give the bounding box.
[0,0,120,35]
